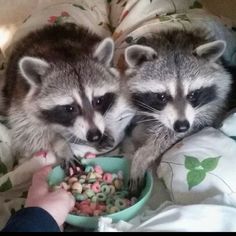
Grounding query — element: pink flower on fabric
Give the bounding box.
[48,12,70,24]
[120,10,129,22]
[48,16,58,23]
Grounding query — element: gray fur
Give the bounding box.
[19,57,50,86]
[93,38,115,67]
[3,23,134,163]
[194,40,226,62]
[123,28,233,193]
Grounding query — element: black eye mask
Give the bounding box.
[92,93,116,115]
[40,102,81,126]
[132,92,171,112]
[187,85,217,108]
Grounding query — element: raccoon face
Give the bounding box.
[125,40,231,133]
[18,38,131,153]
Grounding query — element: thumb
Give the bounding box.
[55,189,75,210]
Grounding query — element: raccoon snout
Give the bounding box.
[173,120,190,133]
[86,128,102,142]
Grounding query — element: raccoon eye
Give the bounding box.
[93,97,104,108]
[156,93,168,104]
[187,90,199,102]
[92,93,116,114]
[64,105,75,113]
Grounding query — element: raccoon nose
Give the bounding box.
[174,120,190,133]
[86,129,102,142]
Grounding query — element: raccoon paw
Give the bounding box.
[128,176,145,198]
[60,155,84,176]
[128,157,146,196]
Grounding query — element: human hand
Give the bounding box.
[25,165,75,228]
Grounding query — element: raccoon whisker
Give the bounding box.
[62,130,72,137]
[62,131,83,145]
[136,118,158,124]
[136,110,156,117]
[116,113,134,121]
[62,131,75,142]
[64,135,75,144]
[74,136,82,145]
[68,135,89,146]
[141,103,159,113]
[103,102,114,119]
[134,100,159,113]
[69,135,77,143]
[98,102,115,125]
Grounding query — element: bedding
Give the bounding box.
[98,113,236,232]
[98,193,236,232]
[0,0,236,231]
[157,127,236,205]
[98,110,236,232]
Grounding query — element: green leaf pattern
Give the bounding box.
[0,159,8,175]
[184,155,221,190]
[190,1,203,9]
[72,4,86,10]
[124,36,147,45]
[201,157,220,172]
[159,13,190,23]
[0,178,13,192]
[184,155,201,170]
[187,169,206,190]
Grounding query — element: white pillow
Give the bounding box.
[157,127,236,204]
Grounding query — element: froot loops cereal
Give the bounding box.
[51,162,138,217]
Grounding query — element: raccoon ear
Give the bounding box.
[19,56,50,87]
[125,45,157,67]
[194,40,226,62]
[93,37,114,67]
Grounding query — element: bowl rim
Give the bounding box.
[48,156,153,225]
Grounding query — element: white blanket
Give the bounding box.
[98,193,236,232]
[98,112,236,232]
[0,0,236,232]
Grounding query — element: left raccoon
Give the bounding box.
[3,23,131,163]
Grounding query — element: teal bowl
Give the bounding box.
[48,157,153,229]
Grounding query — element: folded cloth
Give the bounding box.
[98,193,236,232]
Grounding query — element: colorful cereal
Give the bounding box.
[52,162,140,217]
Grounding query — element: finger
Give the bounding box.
[30,165,53,195]
[52,189,75,209]
[67,192,76,210]
[32,165,52,184]
[65,192,75,210]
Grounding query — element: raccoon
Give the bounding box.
[123,28,233,193]
[3,23,134,164]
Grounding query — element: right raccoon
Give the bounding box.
[223,63,236,111]
[123,28,234,194]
